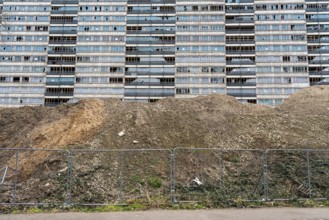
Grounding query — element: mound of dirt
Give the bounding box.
[0,86,328,151]
[0,86,329,205]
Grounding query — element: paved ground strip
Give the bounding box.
[1,208,329,220]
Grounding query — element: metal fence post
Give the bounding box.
[218,149,223,191]
[263,150,269,201]
[119,150,124,202]
[307,150,312,199]
[13,150,19,204]
[65,150,73,206]
[170,150,175,204]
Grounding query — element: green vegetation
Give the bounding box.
[2,199,329,215]
[147,176,163,188]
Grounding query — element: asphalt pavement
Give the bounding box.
[1,208,329,220]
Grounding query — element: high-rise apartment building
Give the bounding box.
[0,0,327,106]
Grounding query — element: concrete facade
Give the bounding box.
[0,0,327,106]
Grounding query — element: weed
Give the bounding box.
[147,176,162,188]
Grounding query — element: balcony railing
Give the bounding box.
[45,92,74,96]
[125,82,175,87]
[226,82,256,87]
[226,41,255,45]
[226,50,255,54]
[127,0,175,4]
[127,30,175,35]
[49,30,77,34]
[52,0,79,4]
[226,71,256,76]
[309,71,329,76]
[126,40,175,45]
[127,20,175,25]
[227,93,257,97]
[49,40,77,45]
[51,10,78,14]
[46,81,74,86]
[125,72,175,76]
[50,20,78,25]
[126,51,175,55]
[48,50,76,55]
[225,9,254,14]
[226,61,255,65]
[127,10,175,14]
[124,92,175,97]
[125,61,175,65]
[225,30,255,34]
[47,71,75,75]
[47,61,76,65]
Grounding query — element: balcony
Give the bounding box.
[309,71,329,76]
[127,0,175,4]
[48,50,76,55]
[51,10,78,14]
[225,9,254,14]
[225,19,254,24]
[124,92,175,97]
[225,30,255,34]
[306,8,329,12]
[126,51,175,55]
[49,30,77,35]
[47,71,75,75]
[50,20,78,25]
[46,81,74,86]
[226,71,256,76]
[125,71,175,76]
[125,81,175,87]
[125,61,175,65]
[226,82,256,87]
[47,60,76,65]
[127,10,175,14]
[306,18,329,23]
[51,0,79,4]
[127,20,175,25]
[49,40,77,45]
[226,50,255,55]
[309,60,329,65]
[227,92,257,97]
[308,50,329,54]
[226,40,255,45]
[226,60,255,65]
[307,27,329,33]
[127,30,175,35]
[45,92,74,96]
[126,40,175,45]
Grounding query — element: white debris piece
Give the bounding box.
[133,140,139,144]
[193,177,203,186]
[118,130,125,137]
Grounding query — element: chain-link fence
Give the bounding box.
[0,148,328,206]
[0,148,70,206]
[70,149,172,205]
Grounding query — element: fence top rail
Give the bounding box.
[173,147,265,152]
[266,149,329,153]
[71,148,173,153]
[0,148,70,153]
[1,148,328,153]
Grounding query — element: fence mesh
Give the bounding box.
[310,150,329,199]
[173,148,221,203]
[267,150,310,200]
[71,149,172,205]
[173,149,264,204]
[0,148,328,206]
[0,149,69,205]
